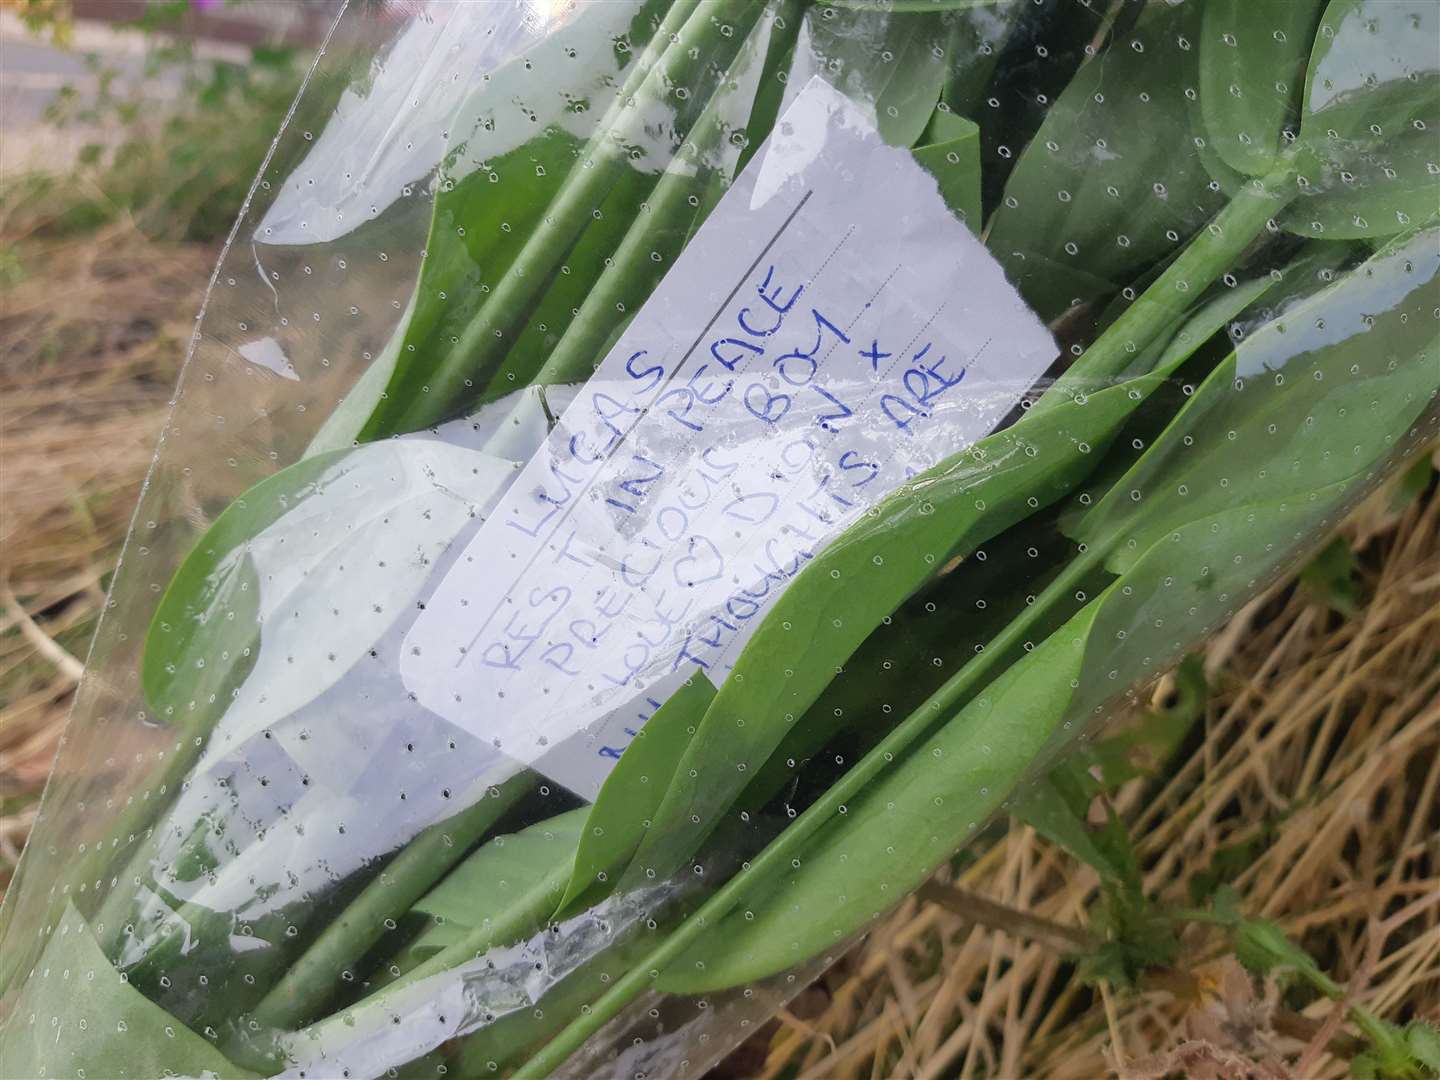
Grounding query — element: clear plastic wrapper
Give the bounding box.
[1,1,1436,1077]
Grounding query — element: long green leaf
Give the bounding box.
[1282,0,1440,239]
[1199,0,1328,178]
[401,807,589,967]
[986,1,1227,320]
[1011,770,1132,888]
[655,458,1415,991]
[143,450,344,733]
[936,0,1025,119]
[1069,226,1440,571]
[187,441,517,768]
[554,675,717,918]
[911,110,982,228]
[813,5,951,149]
[627,378,1161,886]
[655,600,1100,992]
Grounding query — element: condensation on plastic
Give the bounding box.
[0,1,1436,1078]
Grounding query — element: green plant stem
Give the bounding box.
[528,10,772,388]
[390,0,759,431]
[328,0,702,449]
[1034,170,1294,413]
[294,852,571,1049]
[511,543,1109,1078]
[251,773,532,1030]
[915,880,1098,951]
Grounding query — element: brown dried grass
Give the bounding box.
[0,215,211,892]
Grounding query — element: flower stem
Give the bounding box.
[526,6,780,389]
[390,0,761,431]
[291,845,571,1050]
[251,772,532,1030]
[915,880,1097,952]
[1034,171,1294,413]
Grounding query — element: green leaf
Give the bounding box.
[1077,485,1378,736]
[935,0,1025,119]
[1234,917,1340,993]
[400,808,589,967]
[554,674,717,918]
[1284,0,1440,239]
[147,440,518,767]
[1349,1015,1430,1080]
[656,602,1101,992]
[1069,226,1440,573]
[811,6,951,149]
[734,0,807,177]
[1299,534,1364,615]
[1390,451,1436,511]
[1406,1023,1440,1072]
[143,450,341,733]
[1199,0,1328,177]
[0,902,255,1079]
[1012,771,1131,886]
[629,377,1165,886]
[1051,653,1207,798]
[986,2,1228,320]
[911,110,982,228]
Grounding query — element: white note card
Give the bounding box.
[401,79,1057,799]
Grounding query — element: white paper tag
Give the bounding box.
[401,79,1056,800]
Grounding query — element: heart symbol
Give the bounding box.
[673,535,725,589]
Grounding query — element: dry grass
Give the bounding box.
[0,215,1436,1077]
[0,216,211,892]
[747,465,1440,1079]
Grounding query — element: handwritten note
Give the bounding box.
[401,79,1057,799]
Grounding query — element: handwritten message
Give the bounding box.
[401,79,1056,798]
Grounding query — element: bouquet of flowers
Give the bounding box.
[2,0,1435,1076]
